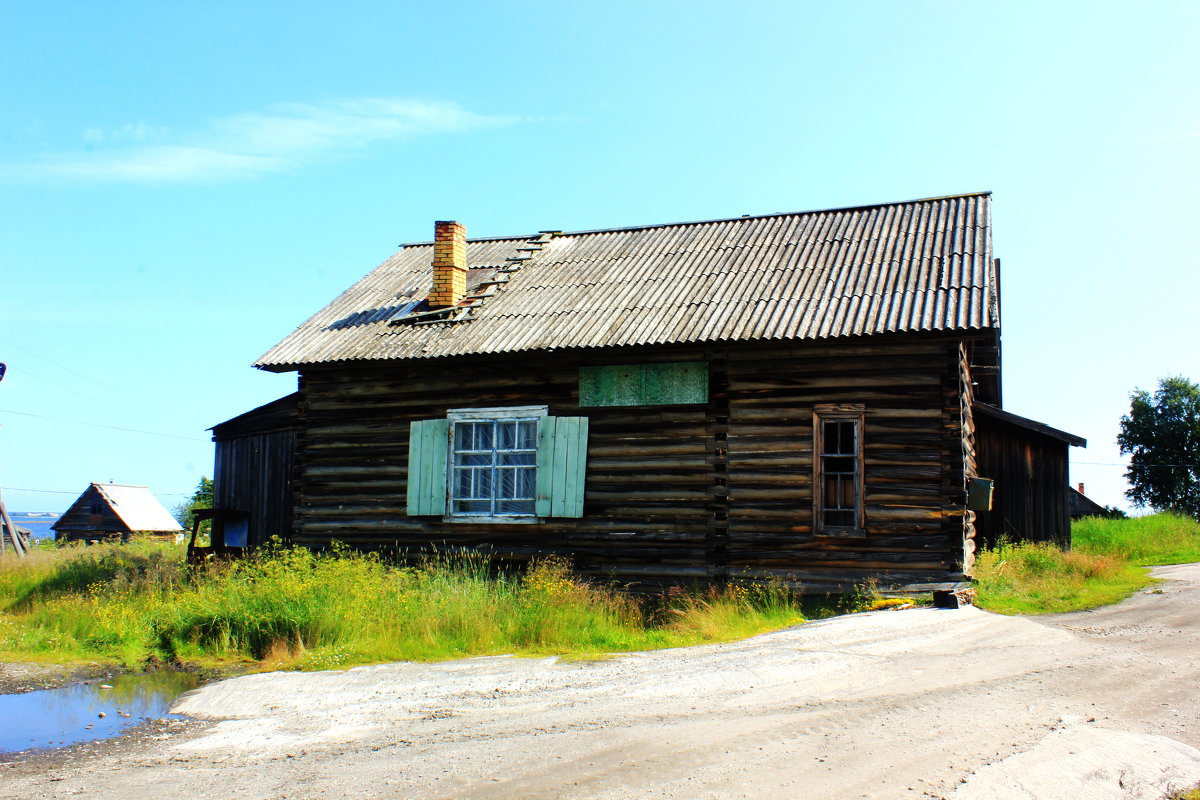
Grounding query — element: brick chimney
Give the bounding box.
[428,220,467,308]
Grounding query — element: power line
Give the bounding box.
[11,487,189,496]
[1074,460,1198,468]
[7,365,139,416]
[0,336,181,424]
[0,336,142,402]
[0,408,208,442]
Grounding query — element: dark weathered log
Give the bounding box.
[280,333,983,587]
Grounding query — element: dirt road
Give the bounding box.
[3,564,1199,800]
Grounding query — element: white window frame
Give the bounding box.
[444,406,548,524]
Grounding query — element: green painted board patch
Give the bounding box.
[578,362,708,407]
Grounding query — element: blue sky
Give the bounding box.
[1,0,1197,514]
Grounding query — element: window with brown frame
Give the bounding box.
[814,405,865,536]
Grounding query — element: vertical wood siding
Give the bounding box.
[973,417,1071,550]
[213,429,297,546]
[535,417,589,518]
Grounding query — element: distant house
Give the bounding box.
[214,193,1084,591]
[52,483,183,544]
[1069,484,1109,520]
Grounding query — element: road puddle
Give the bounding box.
[0,671,202,754]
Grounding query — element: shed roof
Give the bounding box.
[210,392,300,440]
[256,192,997,370]
[974,403,1087,447]
[52,483,183,533]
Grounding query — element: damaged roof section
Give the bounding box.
[255,192,997,370]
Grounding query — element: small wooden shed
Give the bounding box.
[972,404,1086,550]
[52,483,183,544]
[210,393,299,547]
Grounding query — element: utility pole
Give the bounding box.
[0,361,29,557]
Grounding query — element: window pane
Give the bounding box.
[455,467,491,500]
[824,509,855,527]
[497,498,535,515]
[497,468,518,500]
[841,422,856,454]
[473,422,494,451]
[517,468,536,499]
[497,420,517,450]
[824,476,846,509]
[823,456,855,475]
[449,414,540,518]
[518,420,538,449]
[454,468,472,498]
[817,415,861,531]
[454,423,472,451]
[839,476,856,508]
[824,421,855,455]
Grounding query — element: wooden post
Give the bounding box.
[0,485,27,557]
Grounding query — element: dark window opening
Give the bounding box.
[815,408,865,536]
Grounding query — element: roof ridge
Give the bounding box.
[396,192,992,247]
[555,191,993,238]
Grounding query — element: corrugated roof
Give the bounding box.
[256,193,997,370]
[94,484,183,533]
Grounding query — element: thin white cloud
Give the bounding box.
[11,98,511,184]
[82,121,169,144]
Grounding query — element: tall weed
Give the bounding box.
[0,544,811,670]
[973,540,1151,615]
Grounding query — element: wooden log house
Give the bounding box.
[219,192,1083,591]
[52,483,183,544]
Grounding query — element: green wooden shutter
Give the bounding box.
[406,418,449,516]
[535,416,589,518]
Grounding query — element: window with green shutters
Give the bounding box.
[406,407,588,521]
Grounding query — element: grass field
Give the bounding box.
[5,513,1194,670]
[0,542,845,671]
[973,513,1200,615]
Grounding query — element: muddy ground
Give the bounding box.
[0,662,114,695]
[2,564,1199,800]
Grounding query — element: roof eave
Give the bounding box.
[974,402,1086,447]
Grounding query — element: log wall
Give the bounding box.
[293,332,987,590]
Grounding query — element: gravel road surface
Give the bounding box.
[3,564,1199,800]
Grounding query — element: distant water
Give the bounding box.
[9,513,57,540]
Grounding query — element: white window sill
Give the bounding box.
[442,515,541,525]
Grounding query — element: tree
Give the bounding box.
[1117,376,1200,519]
[175,476,214,531]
